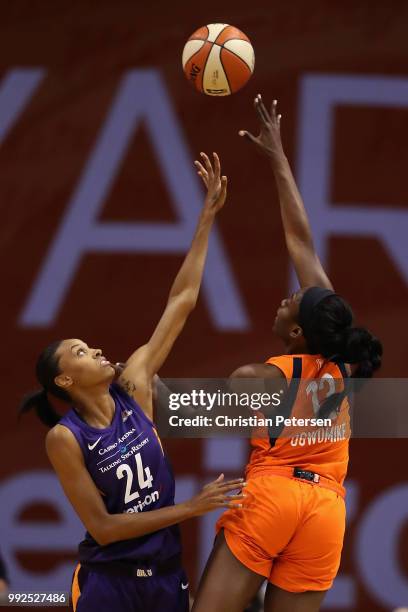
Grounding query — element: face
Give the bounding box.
[273,288,307,345]
[55,339,115,393]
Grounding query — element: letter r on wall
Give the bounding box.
[291,74,408,291]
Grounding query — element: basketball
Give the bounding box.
[182,23,255,96]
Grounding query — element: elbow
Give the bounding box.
[170,289,197,313]
[88,519,114,547]
[94,531,110,547]
[183,292,197,312]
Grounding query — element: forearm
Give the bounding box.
[241,95,332,289]
[101,501,192,545]
[168,208,215,302]
[270,153,314,248]
[270,153,332,288]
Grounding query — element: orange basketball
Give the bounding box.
[182,23,255,96]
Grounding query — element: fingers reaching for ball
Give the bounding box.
[254,94,281,128]
[194,152,217,187]
[270,98,282,128]
[194,159,209,187]
[194,152,227,213]
[239,94,284,160]
[254,93,270,124]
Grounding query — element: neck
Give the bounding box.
[71,383,115,428]
[284,339,309,355]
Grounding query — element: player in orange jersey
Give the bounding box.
[192,96,382,612]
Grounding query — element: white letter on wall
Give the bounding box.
[0,68,44,143]
[292,74,408,291]
[0,471,83,590]
[20,69,248,331]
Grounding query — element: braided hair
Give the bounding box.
[299,289,382,418]
[302,294,382,378]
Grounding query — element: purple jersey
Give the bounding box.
[59,383,181,565]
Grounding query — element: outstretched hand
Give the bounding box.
[194,152,228,213]
[185,473,246,517]
[239,94,284,159]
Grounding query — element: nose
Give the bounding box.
[94,348,102,358]
[280,298,287,308]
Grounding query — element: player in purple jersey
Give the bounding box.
[19,152,245,612]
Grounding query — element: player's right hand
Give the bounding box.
[185,473,246,517]
[239,94,284,160]
[194,152,228,214]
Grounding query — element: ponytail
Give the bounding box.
[301,293,383,418]
[341,326,383,379]
[19,340,71,428]
[18,389,61,428]
[303,294,383,380]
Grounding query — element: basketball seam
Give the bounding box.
[189,25,209,42]
[220,38,251,47]
[220,45,253,72]
[218,51,232,96]
[214,24,231,45]
[190,39,250,46]
[186,41,210,92]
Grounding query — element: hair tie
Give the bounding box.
[299,287,336,340]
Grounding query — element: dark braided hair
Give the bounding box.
[19,340,71,428]
[301,294,382,418]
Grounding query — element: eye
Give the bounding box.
[77,348,86,356]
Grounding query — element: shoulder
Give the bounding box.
[230,362,286,380]
[111,379,147,410]
[264,354,299,381]
[111,380,154,426]
[45,424,83,463]
[46,423,74,445]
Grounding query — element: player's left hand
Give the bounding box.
[194,152,228,213]
[239,94,284,159]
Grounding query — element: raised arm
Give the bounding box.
[239,94,333,290]
[46,426,244,546]
[118,152,227,418]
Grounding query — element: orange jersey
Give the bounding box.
[247,354,350,486]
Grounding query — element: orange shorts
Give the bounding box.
[216,474,346,592]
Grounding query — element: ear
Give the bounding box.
[289,325,303,339]
[54,374,73,390]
